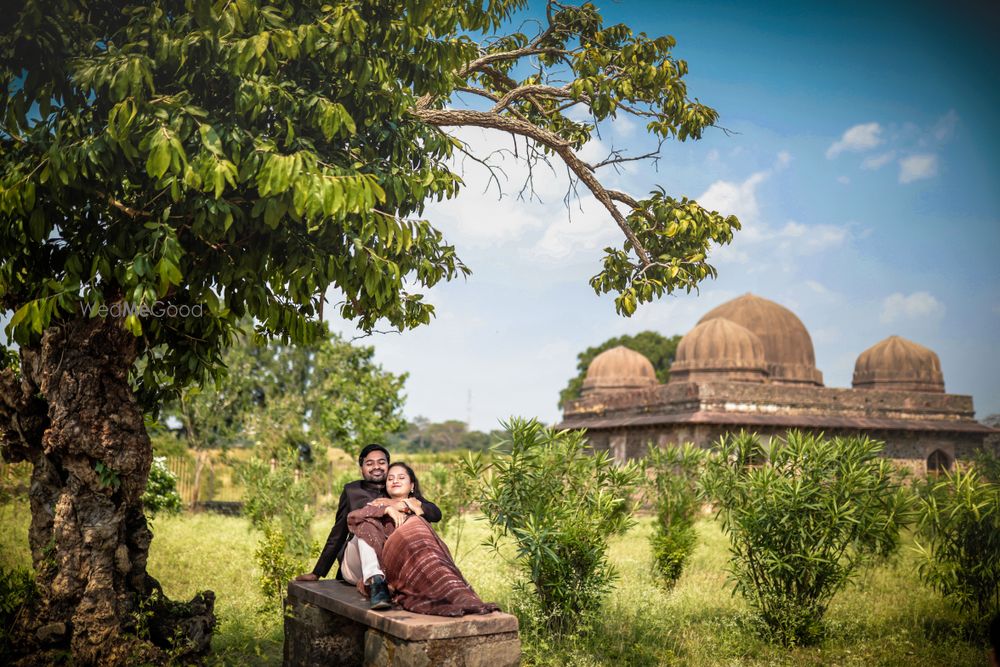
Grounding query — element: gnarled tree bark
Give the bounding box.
[0,316,215,666]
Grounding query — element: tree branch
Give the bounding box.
[413,107,652,266]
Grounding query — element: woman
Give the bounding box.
[347,462,500,616]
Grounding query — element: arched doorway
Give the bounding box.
[926,449,952,474]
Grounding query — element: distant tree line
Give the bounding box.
[387,417,502,453]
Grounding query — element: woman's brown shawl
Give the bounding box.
[347,504,500,616]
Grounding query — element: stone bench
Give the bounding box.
[284,580,520,666]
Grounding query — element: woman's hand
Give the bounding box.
[402,498,424,516]
[385,506,408,528]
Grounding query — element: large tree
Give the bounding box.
[0,0,739,663]
[559,331,682,407]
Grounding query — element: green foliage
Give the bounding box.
[253,522,304,611]
[1,1,737,411]
[699,431,913,646]
[142,456,182,516]
[468,418,640,634]
[649,524,697,586]
[420,457,480,556]
[160,326,407,459]
[972,445,1000,484]
[915,467,1000,624]
[0,566,35,662]
[560,331,682,407]
[388,417,498,453]
[94,461,121,491]
[238,452,314,560]
[642,443,705,588]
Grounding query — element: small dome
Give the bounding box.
[853,335,944,393]
[669,318,769,384]
[698,293,823,386]
[581,346,658,395]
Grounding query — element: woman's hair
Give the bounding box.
[387,462,421,498]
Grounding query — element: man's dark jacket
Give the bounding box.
[311,479,442,579]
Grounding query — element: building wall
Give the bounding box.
[579,422,992,474]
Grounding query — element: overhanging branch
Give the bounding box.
[413,107,652,266]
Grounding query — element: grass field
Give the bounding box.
[0,501,985,666]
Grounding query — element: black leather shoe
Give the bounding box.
[369,575,392,610]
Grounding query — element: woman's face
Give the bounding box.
[386,466,413,499]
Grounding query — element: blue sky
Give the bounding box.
[330,0,1000,430]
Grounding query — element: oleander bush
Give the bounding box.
[642,443,704,588]
[467,418,640,635]
[700,430,913,646]
[915,466,1000,627]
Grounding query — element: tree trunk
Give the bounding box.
[0,316,215,666]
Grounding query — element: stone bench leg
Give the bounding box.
[364,628,520,667]
[284,599,366,665]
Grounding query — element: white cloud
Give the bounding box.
[527,194,621,261]
[776,151,792,168]
[880,291,945,323]
[698,170,769,225]
[932,109,959,142]
[706,149,720,162]
[861,150,896,170]
[774,221,848,253]
[805,280,832,295]
[898,154,938,184]
[826,122,883,158]
[837,175,851,185]
[611,114,637,139]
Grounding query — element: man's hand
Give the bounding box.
[385,506,408,527]
[368,498,394,507]
[294,573,318,582]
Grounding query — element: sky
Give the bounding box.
[5,2,994,432]
[326,0,1000,431]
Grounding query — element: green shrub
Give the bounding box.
[254,522,304,611]
[467,418,640,635]
[699,431,912,646]
[0,566,35,662]
[972,447,1000,484]
[915,466,1000,625]
[420,460,478,554]
[142,456,183,516]
[238,454,313,558]
[642,443,704,588]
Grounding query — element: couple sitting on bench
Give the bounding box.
[294,444,499,617]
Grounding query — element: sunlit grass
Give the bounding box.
[1,502,986,666]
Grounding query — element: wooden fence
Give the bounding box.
[3,457,450,510]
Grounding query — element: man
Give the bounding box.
[294,444,442,609]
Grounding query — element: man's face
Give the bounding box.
[360,449,389,483]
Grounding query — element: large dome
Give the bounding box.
[581,346,658,395]
[670,318,769,383]
[853,335,944,393]
[698,293,823,386]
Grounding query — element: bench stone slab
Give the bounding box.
[284,580,520,667]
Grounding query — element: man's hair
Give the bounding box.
[358,444,390,467]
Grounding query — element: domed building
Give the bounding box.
[698,294,823,386]
[669,318,768,384]
[853,336,945,393]
[581,346,658,396]
[560,293,995,474]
